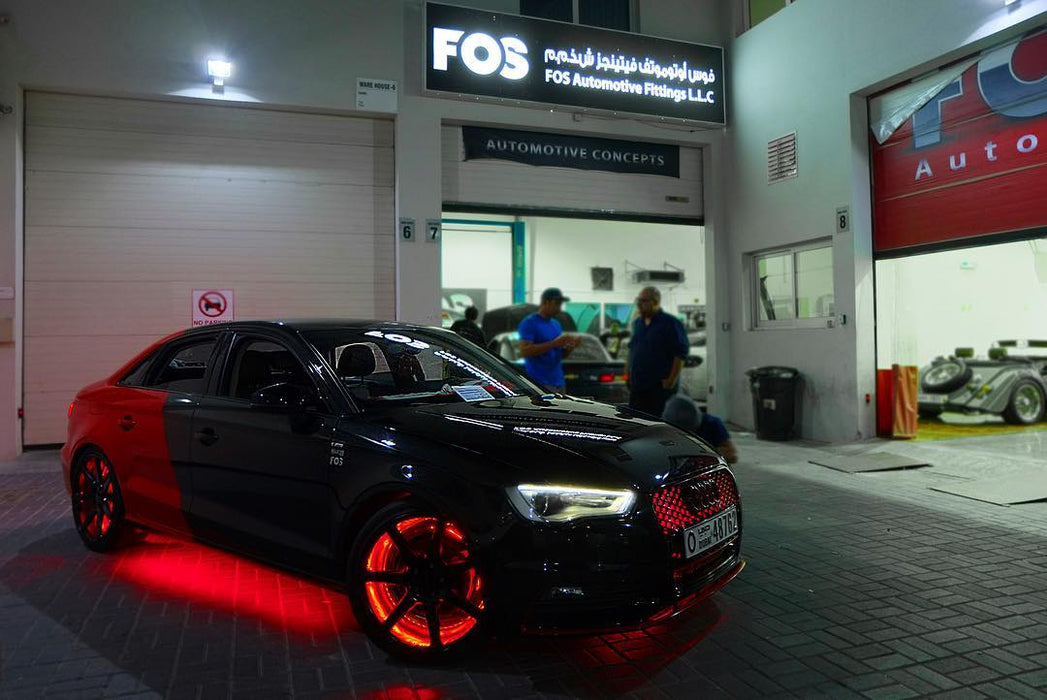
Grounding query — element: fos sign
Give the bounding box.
[432,28,529,79]
[425,2,725,124]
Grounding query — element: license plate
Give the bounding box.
[682,506,738,559]
[917,393,947,405]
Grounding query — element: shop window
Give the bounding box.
[751,241,833,328]
[521,0,631,31]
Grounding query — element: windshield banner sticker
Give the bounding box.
[452,385,493,402]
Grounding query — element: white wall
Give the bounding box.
[724,0,1047,441]
[0,0,729,457]
[526,217,705,316]
[877,239,1047,369]
[441,224,515,311]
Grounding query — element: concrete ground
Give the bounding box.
[1,431,1046,699]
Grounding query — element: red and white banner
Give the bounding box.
[872,29,1047,254]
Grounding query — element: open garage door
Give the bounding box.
[23,93,394,445]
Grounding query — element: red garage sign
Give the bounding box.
[872,29,1047,254]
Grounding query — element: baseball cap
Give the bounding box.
[540,287,570,303]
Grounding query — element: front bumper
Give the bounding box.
[487,468,743,634]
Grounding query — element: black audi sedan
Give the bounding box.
[62,320,743,660]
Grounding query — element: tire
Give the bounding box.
[346,502,487,661]
[70,448,127,552]
[1002,379,1046,425]
[921,358,971,393]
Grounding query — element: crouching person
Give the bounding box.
[662,394,739,464]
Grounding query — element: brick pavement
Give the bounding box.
[1,434,1046,699]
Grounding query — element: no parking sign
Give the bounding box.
[192,289,234,326]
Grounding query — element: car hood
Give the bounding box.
[368,395,723,491]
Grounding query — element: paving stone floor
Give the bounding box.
[1,432,1046,699]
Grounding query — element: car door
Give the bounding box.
[110,333,219,534]
[188,331,340,561]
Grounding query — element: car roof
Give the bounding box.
[181,319,451,336]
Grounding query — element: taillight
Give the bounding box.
[68,402,75,420]
[598,373,615,383]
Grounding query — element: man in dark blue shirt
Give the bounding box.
[518,288,580,393]
[628,286,689,417]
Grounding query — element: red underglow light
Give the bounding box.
[359,686,445,700]
[107,533,355,639]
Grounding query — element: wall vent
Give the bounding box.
[767,132,797,183]
[591,267,614,291]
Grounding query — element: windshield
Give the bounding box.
[305,327,543,408]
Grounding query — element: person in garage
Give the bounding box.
[599,320,630,359]
[450,306,486,347]
[518,288,580,393]
[662,393,739,464]
[628,286,688,417]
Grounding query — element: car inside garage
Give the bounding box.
[870,29,1047,440]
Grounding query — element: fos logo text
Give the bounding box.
[432,27,529,80]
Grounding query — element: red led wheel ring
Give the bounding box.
[356,511,485,654]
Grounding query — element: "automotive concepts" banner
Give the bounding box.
[462,127,681,177]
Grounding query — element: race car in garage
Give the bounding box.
[918,340,1047,424]
[62,320,743,660]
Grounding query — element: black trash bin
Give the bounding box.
[746,366,801,440]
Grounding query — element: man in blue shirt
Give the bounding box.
[662,394,739,464]
[518,288,580,393]
[628,286,689,417]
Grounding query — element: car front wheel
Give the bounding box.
[347,502,487,661]
[1003,380,1046,425]
[71,448,126,552]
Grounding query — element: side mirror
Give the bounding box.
[250,383,318,411]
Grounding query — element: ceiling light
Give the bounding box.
[207,59,232,92]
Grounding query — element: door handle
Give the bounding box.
[118,415,137,431]
[195,427,220,446]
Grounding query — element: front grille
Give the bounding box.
[651,468,739,559]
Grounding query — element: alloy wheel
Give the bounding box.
[72,452,120,547]
[362,516,484,652]
[1014,384,1044,423]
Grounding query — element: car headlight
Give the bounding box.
[508,484,636,523]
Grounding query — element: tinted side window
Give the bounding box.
[148,339,217,394]
[224,339,311,400]
[120,352,156,387]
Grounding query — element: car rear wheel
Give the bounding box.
[921,358,971,393]
[1003,380,1045,425]
[347,502,487,661]
[71,448,126,552]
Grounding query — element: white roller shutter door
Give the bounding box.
[24,93,394,445]
[441,126,703,221]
